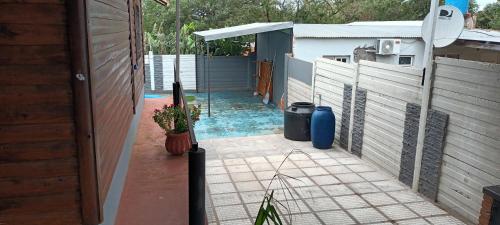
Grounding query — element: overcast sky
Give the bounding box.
[476,0,497,9]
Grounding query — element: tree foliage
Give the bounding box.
[143,0,487,55]
[476,2,500,30]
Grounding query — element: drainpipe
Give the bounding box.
[412,0,439,192]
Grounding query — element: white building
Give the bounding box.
[293,23,426,67]
[293,21,500,67]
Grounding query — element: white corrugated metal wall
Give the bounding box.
[432,57,500,224]
[302,56,499,224]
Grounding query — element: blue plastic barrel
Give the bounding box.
[311,106,335,149]
[445,0,469,14]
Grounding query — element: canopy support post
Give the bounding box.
[206,41,211,117]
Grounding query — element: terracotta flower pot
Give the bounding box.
[165,131,191,155]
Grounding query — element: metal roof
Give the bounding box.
[293,24,422,39]
[295,22,500,43]
[349,21,423,26]
[460,29,500,43]
[194,22,293,41]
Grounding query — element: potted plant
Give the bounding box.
[153,103,201,155]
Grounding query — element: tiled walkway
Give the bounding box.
[200,134,467,225]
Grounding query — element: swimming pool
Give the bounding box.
[191,91,284,140]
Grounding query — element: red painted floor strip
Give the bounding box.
[116,97,189,225]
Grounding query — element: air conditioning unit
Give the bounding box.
[377,39,401,55]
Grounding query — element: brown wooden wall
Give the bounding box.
[87,0,141,200]
[0,1,82,225]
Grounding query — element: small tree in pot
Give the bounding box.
[153,104,201,155]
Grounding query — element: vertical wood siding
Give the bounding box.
[312,59,355,143]
[88,0,135,201]
[0,2,82,225]
[357,61,422,176]
[432,58,500,224]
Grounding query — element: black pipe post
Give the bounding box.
[189,147,205,225]
[173,82,180,106]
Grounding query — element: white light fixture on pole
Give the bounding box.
[412,0,439,192]
[175,0,180,83]
[413,2,464,192]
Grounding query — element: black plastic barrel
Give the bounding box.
[284,102,315,141]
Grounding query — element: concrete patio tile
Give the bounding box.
[347,182,380,194]
[235,181,264,192]
[207,166,227,175]
[288,153,310,161]
[310,175,341,185]
[209,183,237,194]
[230,172,257,182]
[302,167,329,176]
[304,197,340,211]
[397,218,431,225]
[273,188,300,201]
[358,171,391,181]
[295,186,328,198]
[219,218,252,225]
[361,193,398,206]
[378,204,418,221]
[215,205,248,221]
[372,180,406,192]
[260,179,286,190]
[405,202,447,217]
[426,216,466,225]
[326,149,351,158]
[245,156,268,164]
[266,155,286,162]
[322,184,355,196]
[336,157,362,165]
[207,159,223,167]
[280,168,305,177]
[292,160,317,168]
[249,162,274,172]
[224,158,247,165]
[278,199,311,214]
[227,164,252,173]
[254,170,276,180]
[286,176,315,187]
[245,203,263,218]
[348,207,388,224]
[211,193,242,206]
[284,213,321,225]
[316,210,356,225]
[309,152,330,159]
[333,195,369,209]
[347,164,376,172]
[272,161,297,169]
[206,174,232,184]
[387,190,425,203]
[314,158,339,166]
[336,173,365,183]
[324,165,353,174]
[240,190,266,203]
[334,195,369,209]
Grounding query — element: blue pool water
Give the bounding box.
[191,91,284,140]
[145,94,164,99]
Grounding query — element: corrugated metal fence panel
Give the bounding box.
[288,56,313,85]
[432,57,500,224]
[197,56,252,92]
[313,58,355,143]
[160,55,196,91]
[357,60,422,176]
[288,78,311,104]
